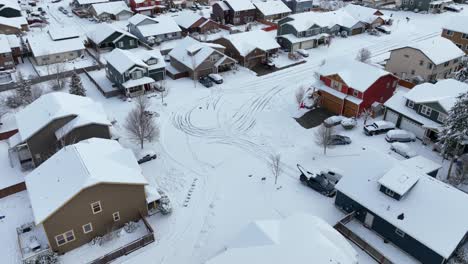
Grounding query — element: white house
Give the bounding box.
[128,14,182,45]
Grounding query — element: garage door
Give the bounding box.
[400,117,425,139]
[319,91,342,115]
[352,27,363,35]
[300,39,316,50]
[140,10,152,16]
[118,13,132,20]
[384,109,399,124]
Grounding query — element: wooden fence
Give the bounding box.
[0,182,26,199]
[334,212,393,264]
[0,129,18,140]
[398,79,416,89]
[88,215,155,264]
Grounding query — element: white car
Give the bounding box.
[385,129,416,143]
[296,49,309,57]
[208,73,223,84]
[390,142,417,159]
[324,115,344,127]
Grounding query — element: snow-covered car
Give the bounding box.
[390,142,417,159]
[320,168,343,184]
[376,25,391,34]
[327,135,351,145]
[341,117,357,129]
[138,150,157,164]
[208,73,223,84]
[445,4,462,12]
[199,76,213,88]
[296,49,309,57]
[385,129,416,143]
[363,121,395,136]
[298,165,336,197]
[169,8,177,12]
[324,115,344,127]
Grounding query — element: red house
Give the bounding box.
[313,58,399,117]
[128,0,165,16]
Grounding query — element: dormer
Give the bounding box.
[145,57,158,65]
[186,44,202,56]
[377,166,420,201]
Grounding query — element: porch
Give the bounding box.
[122,77,155,97]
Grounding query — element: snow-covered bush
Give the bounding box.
[124,221,140,233]
[158,190,173,215]
[6,95,23,108]
[24,251,58,264]
[448,247,468,264]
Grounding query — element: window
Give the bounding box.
[210,55,218,62]
[131,70,143,79]
[129,39,135,46]
[409,0,413,4]
[352,90,359,97]
[454,59,459,64]
[444,61,450,67]
[91,201,102,214]
[146,58,157,65]
[234,11,240,16]
[404,54,409,58]
[386,82,390,89]
[118,41,124,48]
[385,188,394,197]
[55,230,75,246]
[410,69,415,75]
[462,33,468,40]
[82,223,93,234]
[446,30,453,36]
[421,105,432,116]
[395,228,405,237]
[418,60,424,66]
[113,212,120,222]
[331,80,342,91]
[393,80,398,87]
[427,63,433,69]
[407,100,414,108]
[55,55,60,59]
[437,113,447,123]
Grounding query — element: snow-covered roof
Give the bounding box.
[342,4,385,24]
[169,36,231,70]
[26,138,148,224]
[5,34,19,48]
[48,26,80,41]
[443,15,468,33]
[404,79,468,112]
[28,33,84,57]
[336,156,468,259]
[132,48,166,70]
[14,92,110,144]
[122,76,155,88]
[0,34,12,53]
[130,14,181,37]
[207,213,358,264]
[87,23,137,45]
[221,30,280,56]
[75,0,109,5]
[0,16,27,29]
[378,165,421,196]
[400,37,465,65]
[216,1,230,11]
[91,1,132,16]
[224,0,255,11]
[400,156,441,175]
[278,32,328,44]
[106,48,164,74]
[253,0,291,17]
[285,9,359,31]
[174,12,203,29]
[317,58,392,92]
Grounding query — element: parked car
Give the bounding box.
[320,168,343,184]
[364,121,395,136]
[298,164,336,197]
[390,142,417,159]
[199,76,213,88]
[296,49,309,57]
[208,73,223,84]
[169,8,177,12]
[327,135,351,145]
[324,115,344,127]
[376,25,391,34]
[137,150,157,164]
[341,117,357,130]
[51,0,61,2]
[385,129,416,143]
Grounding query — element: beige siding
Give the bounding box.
[35,50,83,66]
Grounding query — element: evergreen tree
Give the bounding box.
[439,91,468,179]
[69,71,86,96]
[16,71,32,104]
[455,63,468,83]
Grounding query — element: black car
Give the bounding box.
[199,76,213,88]
[138,153,157,164]
[298,164,336,197]
[327,135,351,145]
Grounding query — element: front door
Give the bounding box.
[364,212,374,228]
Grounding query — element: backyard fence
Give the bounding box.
[0,129,18,140]
[0,182,26,199]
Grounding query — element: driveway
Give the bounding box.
[295,108,334,129]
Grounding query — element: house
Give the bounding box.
[206,213,358,264]
[128,14,182,46]
[384,79,468,142]
[48,26,81,41]
[442,16,468,54]
[72,0,109,9]
[87,24,139,51]
[128,0,165,16]
[0,33,18,69]
[276,10,365,52]
[167,0,186,9]
[0,0,22,18]
[213,30,279,69]
[105,48,165,97]
[89,1,133,21]
[385,37,464,83]
[168,36,236,79]
[342,4,390,29]
[25,138,152,254]
[27,32,85,66]
[281,0,313,13]
[8,92,111,168]
[211,0,256,25]
[396,0,450,13]
[361,0,395,8]
[335,155,468,264]
[253,0,292,21]
[313,58,399,117]
[174,13,220,35]
[0,16,28,35]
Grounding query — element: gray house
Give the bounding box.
[8,92,111,169]
[335,156,468,264]
[277,10,365,51]
[128,14,182,46]
[281,0,314,13]
[397,0,449,13]
[87,24,139,51]
[105,48,165,97]
[384,79,468,144]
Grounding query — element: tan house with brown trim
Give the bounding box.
[385,37,464,83]
[25,138,157,254]
[442,17,468,54]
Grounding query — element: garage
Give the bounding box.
[400,117,426,139]
[319,91,343,115]
[351,27,364,35]
[300,39,316,50]
[343,100,359,117]
[116,11,133,21]
[384,109,399,125]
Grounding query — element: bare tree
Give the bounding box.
[356,48,371,63]
[52,63,66,91]
[315,125,334,155]
[360,108,373,125]
[270,154,282,185]
[124,96,159,149]
[295,86,305,106]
